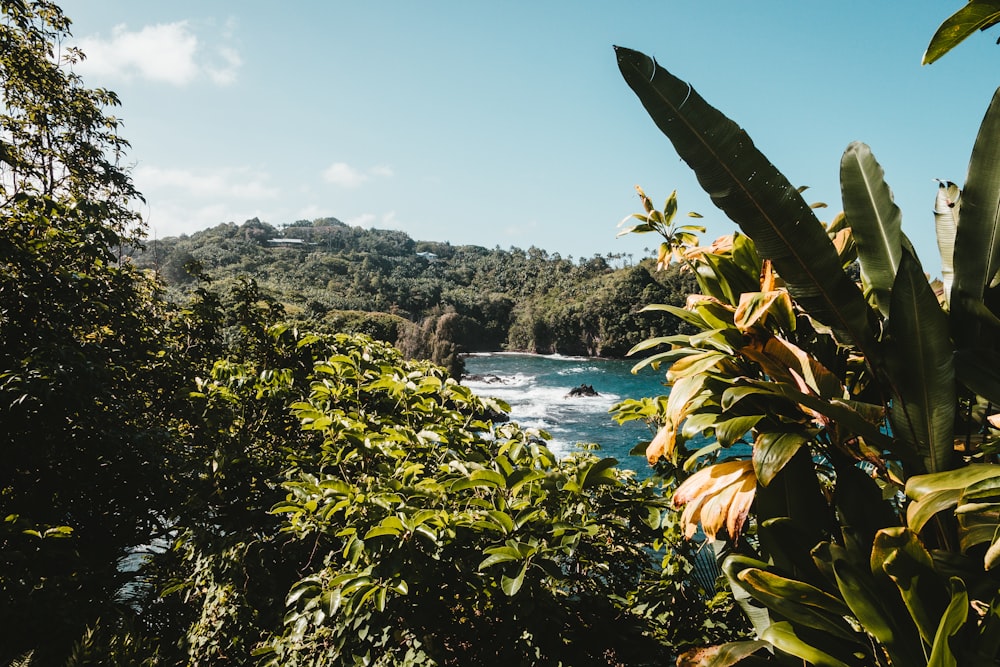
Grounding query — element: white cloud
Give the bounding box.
[296,204,328,221]
[206,46,242,85]
[381,210,401,229]
[74,21,241,86]
[322,162,394,188]
[143,201,259,239]
[135,165,278,200]
[323,162,367,188]
[133,164,286,238]
[347,211,400,229]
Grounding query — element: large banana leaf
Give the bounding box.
[924,1,1000,65]
[954,348,1000,404]
[885,248,956,474]
[951,86,1000,350]
[840,141,906,319]
[615,47,879,364]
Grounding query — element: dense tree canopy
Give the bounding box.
[0,0,176,658]
[135,219,697,368]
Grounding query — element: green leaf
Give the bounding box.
[736,568,858,642]
[324,589,342,615]
[626,335,681,355]
[873,527,951,645]
[701,252,759,306]
[927,578,969,666]
[638,303,711,331]
[506,468,545,493]
[363,525,402,540]
[478,549,523,570]
[732,231,763,277]
[501,562,527,596]
[885,248,956,474]
[714,415,761,447]
[318,478,354,494]
[951,86,1000,350]
[452,469,506,491]
[734,290,796,333]
[840,142,905,318]
[833,556,924,666]
[721,554,776,638]
[924,1,1000,65]
[630,349,696,374]
[955,475,1000,564]
[615,46,878,361]
[579,457,619,489]
[908,488,967,534]
[908,464,1000,498]
[486,510,515,534]
[683,441,722,471]
[954,348,1000,404]
[286,582,320,606]
[753,431,808,487]
[759,621,854,667]
[269,503,306,515]
[906,464,1000,531]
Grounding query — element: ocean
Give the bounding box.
[462,352,669,477]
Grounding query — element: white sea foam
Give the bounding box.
[462,353,669,475]
[556,365,602,375]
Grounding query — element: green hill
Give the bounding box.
[133,217,695,373]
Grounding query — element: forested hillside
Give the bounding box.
[133,217,696,372]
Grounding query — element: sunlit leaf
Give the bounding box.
[924,0,1000,64]
[753,431,809,487]
[841,141,905,319]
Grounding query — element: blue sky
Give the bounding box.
[57,1,1000,275]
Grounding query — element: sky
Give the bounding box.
[55,1,1000,274]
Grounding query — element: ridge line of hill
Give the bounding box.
[133,217,696,375]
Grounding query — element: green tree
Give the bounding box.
[0,0,175,660]
[153,330,741,665]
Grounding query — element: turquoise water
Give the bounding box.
[462,353,669,476]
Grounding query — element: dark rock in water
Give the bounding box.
[463,373,507,384]
[566,384,599,398]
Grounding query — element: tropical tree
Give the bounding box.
[0,1,180,660]
[143,326,744,665]
[616,44,1000,665]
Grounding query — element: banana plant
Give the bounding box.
[616,45,1000,665]
[925,0,1000,65]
